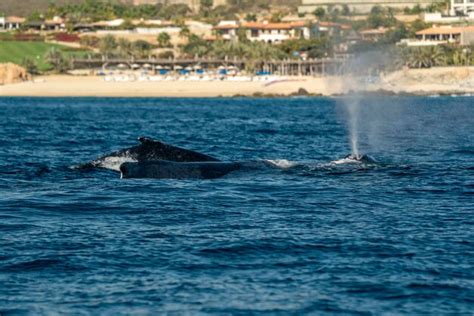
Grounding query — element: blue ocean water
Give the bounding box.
[0,96,473,314]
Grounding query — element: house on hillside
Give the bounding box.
[316,21,352,37]
[399,25,474,46]
[359,27,389,42]
[0,16,25,30]
[214,21,318,44]
[20,16,65,32]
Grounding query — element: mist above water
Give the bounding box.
[337,50,395,159]
[346,100,361,157]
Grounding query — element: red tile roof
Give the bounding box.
[416,25,474,35]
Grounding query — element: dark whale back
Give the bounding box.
[75,137,219,171]
[120,160,241,179]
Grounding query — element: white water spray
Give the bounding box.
[346,101,360,158]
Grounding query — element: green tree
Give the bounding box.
[160,4,191,20]
[117,38,132,57]
[179,25,191,39]
[132,40,152,58]
[21,58,39,75]
[313,7,326,20]
[367,5,397,28]
[200,0,213,17]
[245,13,257,22]
[270,11,284,23]
[383,23,408,44]
[99,35,117,57]
[44,47,70,73]
[342,5,351,16]
[406,46,446,68]
[181,34,210,57]
[157,32,172,48]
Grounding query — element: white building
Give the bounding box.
[0,16,25,30]
[450,0,474,15]
[400,25,474,46]
[214,21,313,44]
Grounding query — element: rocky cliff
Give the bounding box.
[0,63,31,85]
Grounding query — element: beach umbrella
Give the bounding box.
[174,65,183,70]
[142,63,152,69]
[155,65,163,70]
[218,66,226,70]
[185,66,193,71]
[193,65,202,70]
[131,64,140,69]
[117,63,128,69]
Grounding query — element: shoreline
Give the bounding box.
[1,67,474,98]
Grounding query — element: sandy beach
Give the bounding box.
[1,67,474,97]
[0,75,344,97]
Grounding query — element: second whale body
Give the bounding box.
[120,160,243,179]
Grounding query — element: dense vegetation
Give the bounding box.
[1,0,300,20]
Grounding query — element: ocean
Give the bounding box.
[0,97,472,314]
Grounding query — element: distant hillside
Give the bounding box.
[0,0,128,16]
[1,0,74,16]
[0,0,301,16]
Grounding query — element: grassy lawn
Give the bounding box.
[0,41,89,72]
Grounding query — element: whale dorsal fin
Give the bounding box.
[138,137,161,145]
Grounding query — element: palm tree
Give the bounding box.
[21,58,39,75]
[99,35,117,58]
[452,48,471,66]
[45,48,70,73]
[157,32,172,48]
[179,26,191,39]
[406,46,446,68]
[117,38,132,58]
[132,40,152,59]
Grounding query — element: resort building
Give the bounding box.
[213,21,346,44]
[298,0,445,14]
[400,25,474,46]
[0,16,25,30]
[214,21,314,44]
[0,16,64,32]
[450,0,474,15]
[359,27,389,41]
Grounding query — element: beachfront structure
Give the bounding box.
[213,21,349,44]
[25,17,65,32]
[360,27,389,42]
[298,0,445,14]
[0,16,25,30]
[70,56,348,77]
[450,0,474,15]
[0,16,65,31]
[214,21,313,44]
[400,25,474,46]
